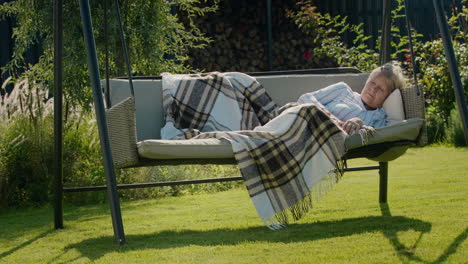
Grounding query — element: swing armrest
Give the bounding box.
[106,97,139,168]
[401,83,427,146]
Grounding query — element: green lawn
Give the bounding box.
[0,146,467,263]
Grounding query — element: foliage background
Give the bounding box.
[0,0,217,109]
[289,0,467,145]
[0,0,232,208]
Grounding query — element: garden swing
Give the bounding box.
[53,0,468,245]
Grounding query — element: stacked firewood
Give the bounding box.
[183,0,331,73]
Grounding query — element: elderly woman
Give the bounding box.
[297,62,406,134]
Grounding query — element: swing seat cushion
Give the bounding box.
[137,118,424,160]
[137,138,233,159]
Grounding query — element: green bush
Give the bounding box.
[415,3,467,144]
[417,40,468,126]
[0,114,108,207]
[0,117,52,207]
[0,77,243,208]
[445,106,467,146]
[117,165,242,201]
[61,113,108,205]
[0,0,245,208]
[425,106,447,144]
[0,78,52,208]
[0,0,218,110]
[288,0,468,145]
[286,1,379,72]
[0,77,107,207]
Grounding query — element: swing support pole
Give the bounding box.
[380,0,392,64]
[53,0,63,230]
[433,0,468,144]
[79,0,126,245]
[266,0,273,71]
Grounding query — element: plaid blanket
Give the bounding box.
[161,72,278,139]
[161,72,346,229]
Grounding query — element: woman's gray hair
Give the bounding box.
[369,61,406,92]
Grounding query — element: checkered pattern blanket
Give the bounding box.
[161,72,346,229]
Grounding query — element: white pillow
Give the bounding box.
[383,89,405,121]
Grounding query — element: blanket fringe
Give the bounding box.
[263,160,345,230]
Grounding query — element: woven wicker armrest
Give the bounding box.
[400,84,427,145]
[106,97,139,168]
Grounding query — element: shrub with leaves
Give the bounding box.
[117,165,242,201]
[446,105,467,146]
[0,77,53,207]
[0,0,218,110]
[288,0,468,144]
[416,41,467,126]
[425,106,447,144]
[0,76,107,208]
[0,0,230,208]
[414,2,467,144]
[0,75,242,208]
[286,1,379,72]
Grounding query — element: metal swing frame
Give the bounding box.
[52,0,468,245]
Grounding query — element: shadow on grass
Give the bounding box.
[380,204,427,263]
[0,230,53,259]
[380,204,467,264]
[63,214,432,262]
[0,201,142,241]
[430,226,468,264]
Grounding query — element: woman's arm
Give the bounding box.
[297,82,350,105]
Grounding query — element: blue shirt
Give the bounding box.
[297,82,387,128]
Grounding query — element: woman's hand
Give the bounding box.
[341,118,365,134]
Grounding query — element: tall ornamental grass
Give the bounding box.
[0,76,241,209]
[0,77,106,208]
[0,78,54,207]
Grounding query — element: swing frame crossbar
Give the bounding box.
[52,0,468,246]
[62,165,385,193]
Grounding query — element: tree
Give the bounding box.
[0,0,218,110]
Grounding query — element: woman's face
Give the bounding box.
[361,74,392,109]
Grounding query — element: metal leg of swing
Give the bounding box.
[379,162,388,203]
[79,0,125,245]
[379,0,392,64]
[265,0,273,71]
[101,159,125,245]
[53,0,64,230]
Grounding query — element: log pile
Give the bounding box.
[183,0,333,73]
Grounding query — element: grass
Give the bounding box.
[0,146,467,263]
